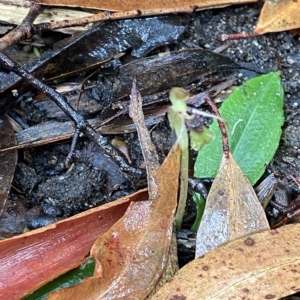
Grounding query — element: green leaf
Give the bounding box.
[194,72,284,185]
[191,192,206,232]
[22,258,95,300]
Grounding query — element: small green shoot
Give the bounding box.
[168,87,214,229]
[22,258,95,300]
[33,47,41,58]
[191,192,206,232]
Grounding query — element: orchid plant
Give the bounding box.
[168,87,216,229]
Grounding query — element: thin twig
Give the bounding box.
[0,5,195,50]
[33,7,195,33]
[221,32,260,41]
[204,96,229,158]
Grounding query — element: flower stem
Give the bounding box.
[175,146,189,229]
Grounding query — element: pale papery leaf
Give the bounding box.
[255,0,300,34]
[196,151,270,258]
[152,223,300,299]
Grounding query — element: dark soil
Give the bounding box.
[1,3,300,295]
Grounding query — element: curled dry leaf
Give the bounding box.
[47,146,181,300]
[0,190,147,300]
[47,83,181,300]
[152,223,300,300]
[196,151,270,258]
[129,79,160,193]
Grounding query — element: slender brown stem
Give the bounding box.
[33,7,195,34]
[204,96,229,158]
[33,10,139,33]
[221,32,260,41]
[0,5,195,50]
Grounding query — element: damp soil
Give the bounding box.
[2,2,300,279]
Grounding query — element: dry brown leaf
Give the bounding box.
[129,79,161,193]
[196,151,269,258]
[47,83,180,299]
[255,0,300,34]
[152,223,300,299]
[47,145,181,300]
[0,115,17,214]
[32,0,257,11]
[0,190,147,300]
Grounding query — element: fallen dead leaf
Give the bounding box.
[255,0,300,34]
[129,78,161,193]
[47,145,181,300]
[32,0,257,12]
[0,189,147,300]
[152,223,300,299]
[46,83,181,300]
[196,151,269,258]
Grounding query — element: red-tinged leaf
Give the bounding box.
[152,224,300,300]
[47,146,181,300]
[32,0,257,12]
[0,115,17,214]
[0,189,147,300]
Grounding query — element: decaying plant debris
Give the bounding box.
[0,1,299,282]
[0,0,300,298]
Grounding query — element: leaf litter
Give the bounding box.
[0,3,300,298]
[152,223,300,300]
[196,151,270,257]
[255,0,300,35]
[47,81,181,299]
[32,0,258,12]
